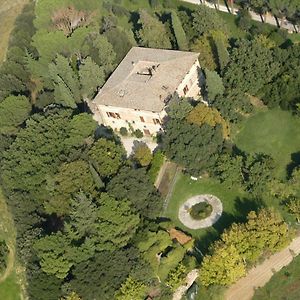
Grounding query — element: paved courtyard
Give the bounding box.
[178,194,223,229]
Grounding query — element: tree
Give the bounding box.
[45,160,98,216]
[65,193,140,253]
[90,34,116,75]
[166,96,193,120]
[64,113,97,150]
[105,27,135,63]
[26,262,63,300]
[209,89,253,123]
[107,166,162,218]
[215,154,244,187]
[286,199,300,223]
[269,0,296,27]
[165,263,187,290]
[48,54,81,108]
[163,118,224,175]
[199,244,246,286]
[190,35,217,70]
[211,30,229,71]
[244,153,275,196]
[1,110,95,196]
[223,39,280,95]
[0,95,31,134]
[187,104,229,138]
[204,69,225,101]
[137,10,171,49]
[250,0,269,21]
[261,45,300,109]
[70,248,141,300]
[88,138,125,178]
[1,110,73,195]
[132,142,153,167]
[171,11,188,50]
[93,193,140,251]
[200,208,291,286]
[245,209,291,254]
[79,57,105,99]
[115,276,147,300]
[34,233,73,279]
[192,6,227,36]
[35,192,140,279]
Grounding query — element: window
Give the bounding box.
[183,85,189,95]
[106,112,116,118]
[140,116,145,122]
[153,118,161,125]
[106,112,121,119]
[143,129,150,135]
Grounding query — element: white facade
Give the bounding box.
[92,104,167,136]
[176,60,201,98]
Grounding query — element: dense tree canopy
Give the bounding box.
[0,1,299,299]
[163,117,224,175]
[88,138,126,179]
[137,10,172,49]
[0,95,31,134]
[107,167,162,218]
[223,39,280,95]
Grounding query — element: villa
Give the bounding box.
[87,47,201,136]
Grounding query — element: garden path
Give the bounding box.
[225,235,300,300]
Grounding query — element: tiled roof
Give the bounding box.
[93,47,199,112]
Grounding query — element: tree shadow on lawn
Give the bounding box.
[286,151,300,179]
[234,197,265,223]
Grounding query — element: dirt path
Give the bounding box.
[225,236,300,300]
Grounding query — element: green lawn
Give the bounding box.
[164,173,255,253]
[0,273,20,300]
[253,253,300,300]
[234,109,300,179]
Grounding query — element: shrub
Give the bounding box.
[189,202,212,220]
[134,129,143,138]
[148,150,165,183]
[119,127,128,136]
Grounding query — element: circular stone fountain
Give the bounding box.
[178,194,223,229]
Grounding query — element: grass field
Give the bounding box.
[253,253,300,300]
[164,173,254,253]
[234,109,300,179]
